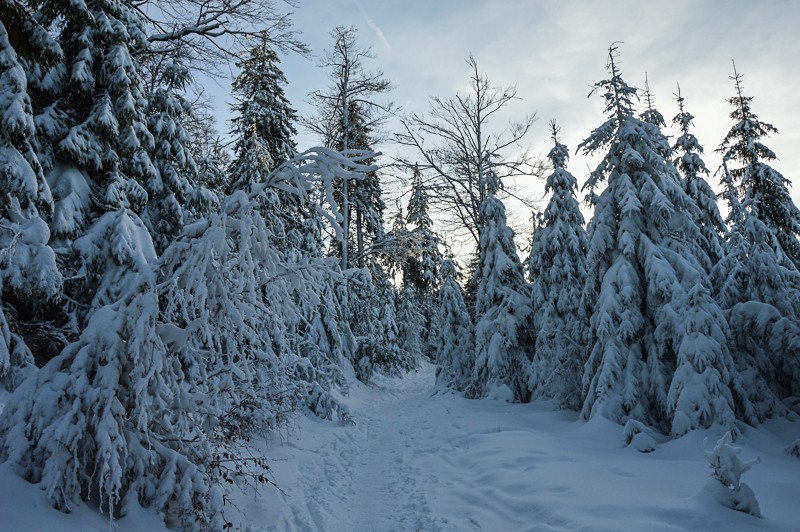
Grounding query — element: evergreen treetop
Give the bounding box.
[230,32,298,175]
[716,63,800,267]
[671,84,726,268]
[528,121,587,409]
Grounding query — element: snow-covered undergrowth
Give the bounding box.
[2,363,799,531]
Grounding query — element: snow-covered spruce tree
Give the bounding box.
[405,165,442,290]
[229,32,298,177]
[186,108,231,203]
[711,66,800,403]
[25,0,172,382]
[383,203,410,280]
[713,157,750,311]
[144,61,207,253]
[466,168,534,402]
[35,0,157,242]
[337,101,386,268]
[159,148,369,430]
[717,63,800,268]
[434,258,475,392]
[345,268,410,382]
[579,46,747,434]
[405,164,443,352]
[720,214,800,402]
[639,74,666,129]
[226,34,314,256]
[307,25,395,270]
[341,202,415,382]
[0,11,62,385]
[338,107,393,376]
[709,163,788,422]
[0,208,222,528]
[528,122,587,410]
[667,280,744,437]
[672,84,726,270]
[396,283,426,365]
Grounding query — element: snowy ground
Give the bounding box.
[2,363,799,531]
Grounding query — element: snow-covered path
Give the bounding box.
[257,366,446,531]
[1,362,798,530]
[242,363,800,531]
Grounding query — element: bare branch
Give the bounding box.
[395,56,543,251]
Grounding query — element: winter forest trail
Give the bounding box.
[243,362,800,532]
[259,364,450,531]
[2,362,797,531]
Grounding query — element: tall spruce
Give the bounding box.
[229,33,298,183]
[0,207,222,528]
[0,7,62,384]
[35,0,156,241]
[467,168,534,402]
[711,65,800,402]
[716,63,800,268]
[227,33,309,250]
[579,45,748,434]
[405,164,443,351]
[396,283,426,365]
[0,1,223,525]
[307,26,394,269]
[405,165,442,292]
[672,84,726,269]
[434,259,475,392]
[144,61,201,252]
[341,101,385,267]
[528,122,587,410]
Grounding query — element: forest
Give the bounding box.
[0,0,799,529]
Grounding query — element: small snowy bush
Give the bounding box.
[622,420,657,452]
[704,431,761,517]
[785,439,800,458]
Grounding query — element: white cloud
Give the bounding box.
[359,6,391,52]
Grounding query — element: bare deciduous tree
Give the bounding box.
[396,55,543,251]
[133,0,309,94]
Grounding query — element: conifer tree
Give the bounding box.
[35,0,157,240]
[528,122,587,409]
[144,61,202,252]
[467,168,534,402]
[226,33,311,253]
[0,9,62,384]
[579,45,748,433]
[404,164,443,351]
[307,26,394,269]
[229,32,298,184]
[0,209,222,529]
[712,65,800,403]
[405,165,442,291]
[396,283,426,365]
[186,109,230,203]
[434,259,474,392]
[710,161,787,422]
[342,101,385,267]
[346,269,409,382]
[717,64,800,268]
[383,203,410,279]
[639,75,666,129]
[672,84,726,269]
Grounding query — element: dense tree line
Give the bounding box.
[437,46,800,441]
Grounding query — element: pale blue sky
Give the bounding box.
[208,0,800,248]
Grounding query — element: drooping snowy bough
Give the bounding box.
[0,148,373,527]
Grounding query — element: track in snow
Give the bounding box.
[245,362,800,532]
